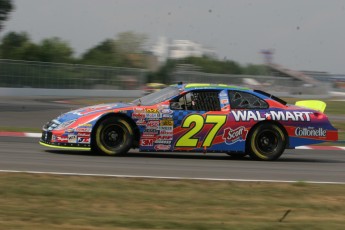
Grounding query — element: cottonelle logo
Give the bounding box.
[295,127,327,137]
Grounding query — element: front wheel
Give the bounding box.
[92,117,133,155]
[247,123,286,161]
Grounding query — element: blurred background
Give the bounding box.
[0,3,344,228]
[1,0,345,98]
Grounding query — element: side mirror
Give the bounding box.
[170,102,182,110]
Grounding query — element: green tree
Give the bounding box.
[115,31,148,54]
[242,64,269,75]
[0,32,74,62]
[80,39,122,66]
[37,37,74,63]
[0,0,14,31]
[0,31,31,59]
[80,31,149,68]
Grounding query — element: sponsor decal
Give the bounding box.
[68,135,77,143]
[222,126,248,145]
[78,137,90,143]
[160,108,173,114]
[145,108,160,119]
[154,144,171,150]
[142,133,157,138]
[146,113,160,119]
[77,132,90,137]
[57,136,68,142]
[144,129,158,133]
[143,129,158,137]
[146,120,160,129]
[66,128,74,133]
[231,110,312,122]
[141,139,154,146]
[132,113,145,120]
[78,123,92,127]
[160,126,173,131]
[160,118,173,126]
[160,130,173,135]
[145,108,159,113]
[154,140,172,144]
[295,127,326,137]
[221,99,229,104]
[75,127,92,132]
[156,135,173,141]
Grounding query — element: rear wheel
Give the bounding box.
[92,117,133,155]
[247,123,286,161]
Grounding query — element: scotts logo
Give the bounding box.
[222,126,248,144]
[295,127,327,137]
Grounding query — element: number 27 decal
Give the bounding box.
[175,114,227,147]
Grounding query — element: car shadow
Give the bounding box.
[277,157,344,163]
[45,149,250,161]
[44,150,344,163]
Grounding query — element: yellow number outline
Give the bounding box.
[175,115,204,147]
[175,114,227,148]
[203,115,227,147]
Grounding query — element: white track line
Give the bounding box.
[25,133,41,138]
[0,170,344,185]
[295,146,312,149]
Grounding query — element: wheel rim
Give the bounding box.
[256,130,278,155]
[101,124,125,149]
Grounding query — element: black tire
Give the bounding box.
[92,116,134,156]
[247,123,286,161]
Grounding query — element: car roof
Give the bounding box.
[182,83,251,91]
[177,83,287,105]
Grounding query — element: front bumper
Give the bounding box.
[40,131,91,150]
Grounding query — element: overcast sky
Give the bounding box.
[2,0,345,73]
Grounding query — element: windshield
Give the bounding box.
[132,86,180,106]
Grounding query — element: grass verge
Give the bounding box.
[0,173,344,230]
[0,126,41,133]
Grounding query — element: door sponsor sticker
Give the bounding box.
[231,110,312,122]
[295,127,326,137]
[222,126,248,145]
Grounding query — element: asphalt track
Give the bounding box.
[0,96,344,183]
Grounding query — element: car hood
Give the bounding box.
[56,102,133,122]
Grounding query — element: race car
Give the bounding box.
[40,83,338,161]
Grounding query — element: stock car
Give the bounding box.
[40,83,338,161]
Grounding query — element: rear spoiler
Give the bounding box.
[295,100,326,112]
